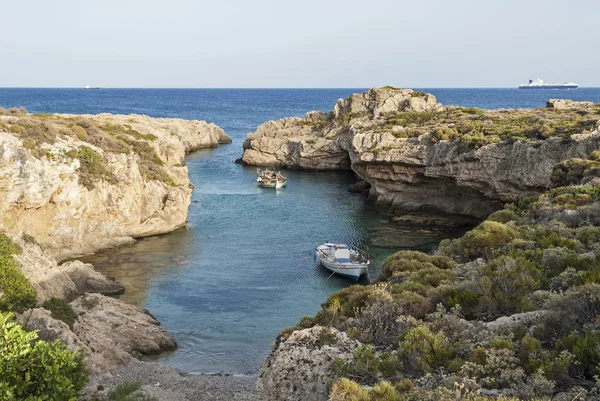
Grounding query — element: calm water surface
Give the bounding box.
[2,87,600,374]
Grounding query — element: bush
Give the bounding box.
[329,378,369,401]
[107,380,158,401]
[443,221,516,260]
[399,326,453,373]
[323,285,379,318]
[487,209,518,223]
[471,256,541,318]
[331,345,402,385]
[75,145,115,189]
[550,158,600,187]
[42,298,76,327]
[0,312,88,400]
[381,251,455,280]
[0,233,37,313]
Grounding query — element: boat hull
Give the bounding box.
[318,258,366,281]
[518,85,578,89]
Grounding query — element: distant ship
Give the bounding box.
[84,85,100,89]
[518,78,578,89]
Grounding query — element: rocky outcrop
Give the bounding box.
[0,113,230,260]
[13,238,124,303]
[349,130,600,217]
[0,112,230,374]
[11,217,176,373]
[17,293,176,373]
[240,88,600,218]
[256,327,360,401]
[546,99,595,109]
[333,87,442,117]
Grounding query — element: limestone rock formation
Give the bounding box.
[349,130,600,217]
[240,88,600,218]
[0,113,231,260]
[333,87,442,118]
[546,99,595,109]
[256,326,360,401]
[13,239,123,303]
[17,293,177,373]
[0,111,230,375]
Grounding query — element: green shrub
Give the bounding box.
[75,145,114,189]
[329,378,369,401]
[72,125,88,141]
[107,380,157,401]
[550,158,600,187]
[555,332,600,378]
[0,312,88,400]
[473,256,541,318]
[575,226,600,246]
[42,298,76,327]
[0,233,37,313]
[331,345,402,385]
[399,326,453,373]
[370,381,400,401]
[446,288,481,311]
[20,233,37,245]
[445,221,516,260]
[323,285,379,318]
[381,251,454,279]
[487,209,518,223]
[393,291,432,319]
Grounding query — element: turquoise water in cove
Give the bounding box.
[2,87,600,374]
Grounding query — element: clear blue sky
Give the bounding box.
[1,0,598,88]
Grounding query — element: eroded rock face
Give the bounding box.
[350,130,600,218]
[0,113,230,375]
[17,293,177,374]
[240,88,600,218]
[546,99,595,109]
[0,113,231,260]
[333,87,442,117]
[13,239,123,303]
[256,326,360,401]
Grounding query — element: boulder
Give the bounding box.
[546,99,595,109]
[256,326,360,401]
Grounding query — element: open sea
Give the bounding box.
[1,87,600,375]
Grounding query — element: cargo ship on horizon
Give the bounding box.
[518,78,578,89]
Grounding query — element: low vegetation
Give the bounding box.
[290,90,599,150]
[42,297,76,327]
[282,158,600,400]
[381,105,600,146]
[0,109,177,188]
[105,381,157,401]
[0,233,37,313]
[0,312,88,400]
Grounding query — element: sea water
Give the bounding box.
[1,87,599,374]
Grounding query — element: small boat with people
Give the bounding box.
[257,169,286,189]
[316,242,369,281]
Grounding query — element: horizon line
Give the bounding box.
[1,86,599,90]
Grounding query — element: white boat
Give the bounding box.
[84,85,100,89]
[518,78,578,89]
[257,169,286,189]
[316,242,369,281]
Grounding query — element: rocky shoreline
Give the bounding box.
[0,110,257,398]
[240,88,600,218]
[3,90,600,401]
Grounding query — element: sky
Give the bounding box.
[1,0,598,88]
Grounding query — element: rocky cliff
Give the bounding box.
[0,110,230,373]
[240,88,600,218]
[0,112,230,260]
